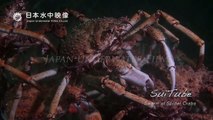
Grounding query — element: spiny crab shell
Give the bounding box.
[60,18,128,66]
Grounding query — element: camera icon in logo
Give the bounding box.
[13,12,22,22]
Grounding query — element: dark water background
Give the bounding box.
[1,0,213,70]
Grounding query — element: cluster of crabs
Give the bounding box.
[0,0,212,120]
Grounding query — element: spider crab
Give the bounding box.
[0,0,206,119]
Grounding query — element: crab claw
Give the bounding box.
[161,41,176,90]
[120,65,154,92]
[146,26,176,90]
[103,58,154,91]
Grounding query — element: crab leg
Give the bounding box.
[142,11,180,49]
[8,84,23,120]
[0,24,57,53]
[86,90,100,96]
[85,90,106,100]
[0,59,39,89]
[161,41,176,90]
[125,50,140,69]
[123,13,159,40]
[124,10,144,33]
[122,33,145,69]
[123,11,178,68]
[103,58,154,90]
[121,10,145,65]
[81,73,154,108]
[158,24,180,50]
[31,68,58,81]
[90,10,145,53]
[146,26,176,90]
[119,11,154,65]
[101,76,155,109]
[30,57,48,64]
[48,75,70,119]
[157,10,205,69]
